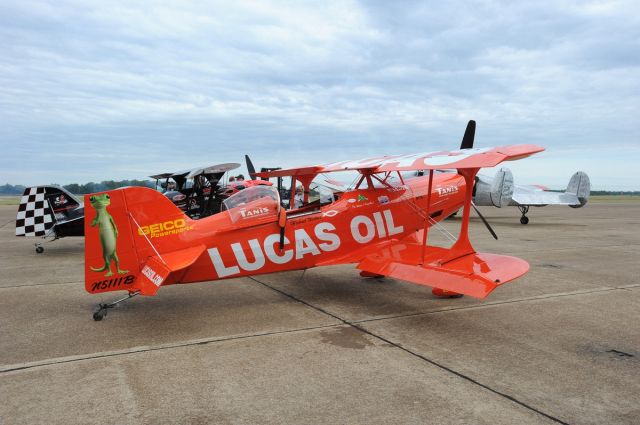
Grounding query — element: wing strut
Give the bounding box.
[420,169,434,264]
[440,168,479,264]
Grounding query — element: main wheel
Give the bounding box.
[93,311,104,321]
[520,216,529,225]
[35,246,44,254]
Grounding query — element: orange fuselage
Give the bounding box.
[163,173,463,284]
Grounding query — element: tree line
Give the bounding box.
[0,180,154,195]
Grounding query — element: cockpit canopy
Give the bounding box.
[222,185,280,224]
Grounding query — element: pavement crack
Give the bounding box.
[248,275,569,425]
[510,243,640,254]
[0,323,341,374]
[0,281,83,289]
[248,276,346,323]
[354,286,631,324]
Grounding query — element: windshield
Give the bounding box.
[308,182,341,204]
[222,185,280,224]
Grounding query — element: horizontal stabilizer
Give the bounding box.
[510,171,591,207]
[136,245,207,296]
[357,244,529,298]
[511,191,578,206]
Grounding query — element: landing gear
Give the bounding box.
[34,232,59,253]
[93,291,140,321]
[518,206,530,225]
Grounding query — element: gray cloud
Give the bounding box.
[1,0,638,189]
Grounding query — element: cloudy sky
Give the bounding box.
[1,0,638,189]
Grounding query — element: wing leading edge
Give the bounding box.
[257,145,544,178]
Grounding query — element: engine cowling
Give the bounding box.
[474,168,514,208]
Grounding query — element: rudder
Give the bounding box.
[566,171,590,208]
[16,187,55,237]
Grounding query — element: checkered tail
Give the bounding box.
[15,187,55,237]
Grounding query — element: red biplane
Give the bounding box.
[85,122,544,320]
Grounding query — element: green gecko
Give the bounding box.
[89,194,128,277]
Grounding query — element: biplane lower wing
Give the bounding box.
[357,243,529,298]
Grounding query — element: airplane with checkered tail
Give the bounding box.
[85,121,544,321]
[15,186,84,253]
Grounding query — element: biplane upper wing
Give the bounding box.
[256,145,544,178]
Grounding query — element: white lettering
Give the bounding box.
[264,234,294,264]
[435,186,458,196]
[315,222,340,252]
[208,247,240,278]
[232,239,265,271]
[295,229,321,259]
[383,210,404,236]
[351,215,375,244]
[240,207,270,218]
[372,212,386,238]
[141,265,163,286]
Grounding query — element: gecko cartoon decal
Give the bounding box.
[89,194,128,277]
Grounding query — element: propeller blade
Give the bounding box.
[245,155,257,179]
[460,120,476,150]
[471,202,498,240]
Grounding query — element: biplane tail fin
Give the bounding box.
[566,171,590,207]
[84,187,206,296]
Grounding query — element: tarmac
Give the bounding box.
[1,201,639,425]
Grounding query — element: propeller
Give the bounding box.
[460,120,476,149]
[245,155,257,179]
[471,202,498,240]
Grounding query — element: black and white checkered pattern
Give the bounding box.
[15,187,55,237]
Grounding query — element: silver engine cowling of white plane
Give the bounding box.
[474,168,514,208]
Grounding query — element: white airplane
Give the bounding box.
[473,168,591,224]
